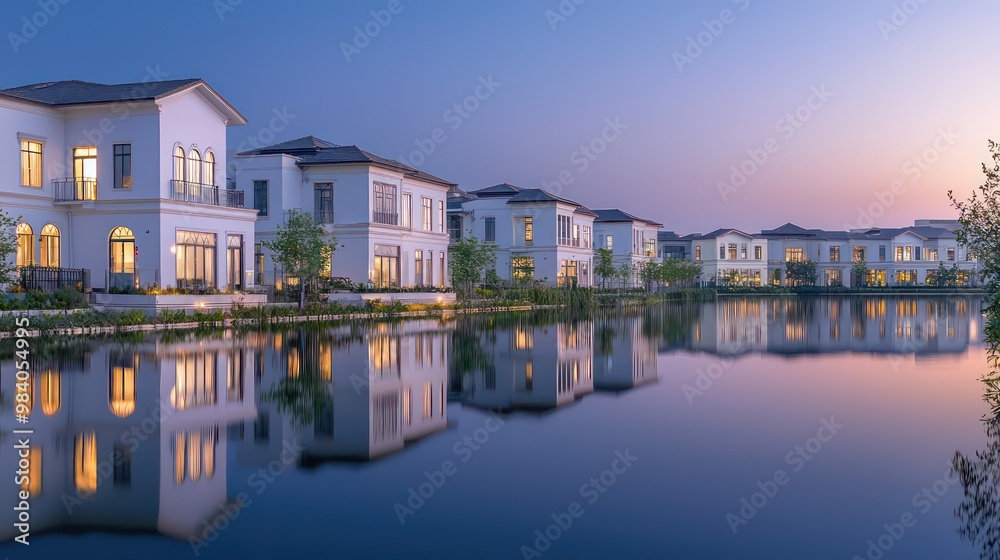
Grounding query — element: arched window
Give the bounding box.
[187,149,202,186]
[109,227,135,273]
[16,223,33,267]
[173,146,185,181]
[39,224,59,268]
[203,151,216,187]
[40,369,60,416]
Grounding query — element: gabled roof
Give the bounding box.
[658,231,690,242]
[760,223,815,236]
[240,137,456,187]
[592,209,663,227]
[0,79,247,124]
[695,228,755,240]
[464,183,595,215]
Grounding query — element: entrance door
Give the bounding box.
[73,147,98,200]
[373,244,399,288]
[109,226,136,291]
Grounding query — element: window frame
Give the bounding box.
[253,180,269,218]
[113,143,132,189]
[20,139,43,188]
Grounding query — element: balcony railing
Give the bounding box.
[170,180,244,208]
[315,210,335,224]
[373,211,399,226]
[53,178,97,201]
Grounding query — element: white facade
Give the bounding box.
[690,229,769,286]
[448,184,596,287]
[592,209,662,287]
[0,79,256,292]
[235,138,451,288]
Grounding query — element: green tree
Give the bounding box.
[263,210,335,309]
[0,210,21,289]
[637,260,661,293]
[618,262,633,290]
[950,139,1000,313]
[851,258,869,288]
[785,259,818,287]
[449,233,496,300]
[595,248,616,290]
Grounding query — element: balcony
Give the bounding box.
[53,178,97,201]
[373,211,399,226]
[170,180,244,208]
[315,210,335,224]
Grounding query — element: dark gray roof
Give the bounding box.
[592,208,663,227]
[240,137,456,187]
[658,231,689,242]
[464,183,594,215]
[468,183,521,197]
[695,228,755,240]
[760,223,814,236]
[0,79,202,106]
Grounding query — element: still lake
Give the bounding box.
[0,295,994,560]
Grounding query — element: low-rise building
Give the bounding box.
[592,209,662,286]
[690,229,769,286]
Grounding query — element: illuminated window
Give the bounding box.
[374,183,399,225]
[20,447,41,497]
[187,149,202,185]
[421,196,432,230]
[20,139,42,187]
[402,193,412,229]
[175,230,217,289]
[695,246,701,261]
[512,256,534,280]
[172,352,217,410]
[203,151,216,187]
[514,326,533,350]
[829,246,840,262]
[16,223,33,267]
[173,146,185,180]
[74,432,98,494]
[438,200,445,233]
[422,382,432,419]
[39,224,59,267]
[785,248,804,262]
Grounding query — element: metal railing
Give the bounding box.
[373,211,399,226]
[170,180,244,208]
[315,210,335,224]
[19,266,90,292]
[53,178,98,201]
[105,268,158,293]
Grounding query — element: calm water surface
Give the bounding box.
[0,295,995,560]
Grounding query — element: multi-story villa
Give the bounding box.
[690,229,769,286]
[657,231,694,261]
[760,220,978,287]
[592,209,662,285]
[447,183,597,286]
[235,136,454,288]
[0,79,257,292]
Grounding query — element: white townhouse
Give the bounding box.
[235,136,452,289]
[592,209,662,285]
[760,220,979,287]
[0,79,257,292]
[690,229,769,286]
[447,183,597,287]
[657,231,694,261]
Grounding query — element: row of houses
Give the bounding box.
[0,77,980,292]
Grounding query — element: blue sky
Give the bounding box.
[2,0,998,233]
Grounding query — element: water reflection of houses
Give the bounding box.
[658,296,983,356]
[456,316,596,412]
[593,308,659,393]
[234,320,450,465]
[0,334,255,541]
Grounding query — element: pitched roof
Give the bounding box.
[468,183,521,197]
[658,231,688,242]
[0,78,247,124]
[695,228,755,240]
[592,208,663,227]
[760,223,815,236]
[464,183,595,215]
[240,137,456,187]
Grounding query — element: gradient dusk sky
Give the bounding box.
[2,0,997,234]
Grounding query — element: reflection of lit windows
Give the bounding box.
[370,335,399,380]
[173,352,217,410]
[228,351,245,402]
[403,388,412,426]
[114,443,131,488]
[525,361,533,391]
[514,326,533,350]
[318,343,332,381]
[422,382,432,419]
[75,432,98,494]
[21,447,41,497]
[40,369,60,416]
[110,352,138,418]
[373,393,400,442]
[173,427,217,485]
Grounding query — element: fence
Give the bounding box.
[19,267,91,292]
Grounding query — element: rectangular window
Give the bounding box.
[254,243,264,285]
[114,144,132,189]
[20,139,42,187]
[558,215,572,246]
[829,246,840,262]
[895,247,903,262]
[947,247,955,261]
[728,244,737,260]
[426,251,433,286]
[373,182,398,225]
[448,215,462,241]
[421,197,432,231]
[175,230,217,289]
[559,260,578,287]
[720,246,726,260]
[605,235,613,249]
[754,246,762,260]
[73,147,97,200]
[438,200,445,233]
[440,252,446,287]
[422,382,432,419]
[485,217,496,242]
[924,248,938,261]
[512,256,534,280]
[314,183,333,223]
[695,246,701,261]
[785,248,804,262]
[879,245,886,261]
[253,180,268,217]
[825,269,842,286]
[582,226,591,248]
[401,193,412,229]
[414,250,424,285]
[644,238,656,258]
[741,243,748,260]
[525,217,533,245]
